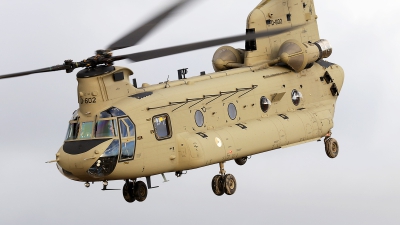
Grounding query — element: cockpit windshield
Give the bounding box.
[95,119,117,138]
[65,107,127,141]
[79,122,93,139]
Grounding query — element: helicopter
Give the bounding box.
[0,0,344,203]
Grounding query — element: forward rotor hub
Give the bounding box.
[63,50,115,73]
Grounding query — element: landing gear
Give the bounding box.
[122,180,148,203]
[211,175,224,196]
[234,157,247,165]
[324,131,339,158]
[134,181,148,202]
[325,137,339,158]
[223,174,237,195]
[122,180,135,203]
[211,162,237,196]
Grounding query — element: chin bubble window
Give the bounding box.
[195,110,204,127]
[260,96,271,113]
[228,103,237,120]
[153,114,172,140]
[291,89,303,106]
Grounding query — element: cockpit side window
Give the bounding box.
[65,122,79,141]
[119,120,128,137]
[118,117,136,161]
[124,118,135,137]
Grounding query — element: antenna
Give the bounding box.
[178,68,188,79]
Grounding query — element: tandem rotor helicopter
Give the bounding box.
[0,0,344,203]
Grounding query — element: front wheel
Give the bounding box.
[325,138,339,158]
[122,181,135,203]
[223,174,237,195]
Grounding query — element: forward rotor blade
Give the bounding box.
[121,25,302,62]
[0,65,68,80]
[107,0,193,51]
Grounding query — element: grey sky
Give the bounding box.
[0,0,399,224]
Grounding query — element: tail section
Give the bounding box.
[245,0,320,66]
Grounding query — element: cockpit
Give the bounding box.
[62,107,136,179]
[65,107,126,140]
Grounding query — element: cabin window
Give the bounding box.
[291,89,303,106]
[195,110,204,127]
[153,114,172,140]
[228,103,237,120]
[260,96,271,113]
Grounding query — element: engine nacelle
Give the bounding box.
[278,39,332,72]
[212,46,244,72]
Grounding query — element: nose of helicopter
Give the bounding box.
[56,138,114,181]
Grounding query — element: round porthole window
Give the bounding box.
[194,110,204,127]
[260,96,271,113]
[291,89,302,106]
[228,103,237,120]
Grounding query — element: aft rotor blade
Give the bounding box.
[121,25,302,62]
[0,65,68,80]
[107,0,193,51]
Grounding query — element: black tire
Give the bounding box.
[223,174,237,195]
[122,181,135,203]
[325,138,339,158]
[235,157,247,166]
[211,175,224,196]
[134,181,148,202]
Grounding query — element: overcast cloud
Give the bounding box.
[0,0,399,224]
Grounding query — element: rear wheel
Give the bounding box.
[211,175,224,196]
[134,181,148,202]
[234,157,247,166]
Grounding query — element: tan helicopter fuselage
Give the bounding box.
[56,61,344,182]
